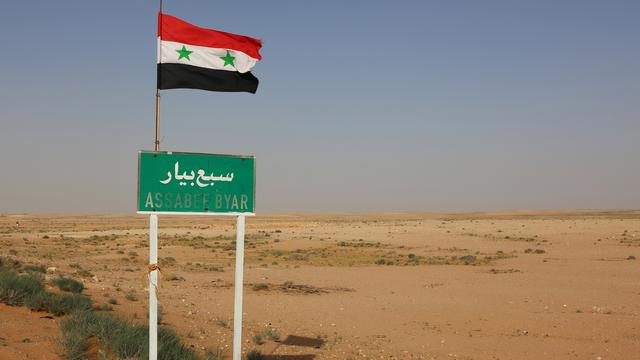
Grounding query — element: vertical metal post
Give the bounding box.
[232,215,246,360]
[149,214,159,360]
[154,90,160,151]
[155,0,163,152]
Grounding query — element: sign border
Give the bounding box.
[136,150,256,215]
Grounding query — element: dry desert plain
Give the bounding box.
[0,211,639,360]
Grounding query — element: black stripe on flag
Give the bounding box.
[157,64,259,93]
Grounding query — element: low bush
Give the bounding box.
[51,277,85,293]
[1,267,200,360]
[60,311,199,360]
[252,283,269,291]
[0,269,44,305]
[0,268,90,316]
[23,264,47,273]
[25,291,92,316]
[0,256,21,270]
[246,350,265,360]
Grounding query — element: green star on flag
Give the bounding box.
[176,45,193,60]
[221,50,235,67]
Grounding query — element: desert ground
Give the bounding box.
[1,211,639,359]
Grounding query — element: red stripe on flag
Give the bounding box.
[158,13,262,60]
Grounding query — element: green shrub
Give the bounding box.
[125,290,138,302]
[0,256,21,270]
[246,350,264,360]
[251,327,280,345]
[23,264,46,273]
[51,277,85,293]
[286,253,308,261]
[263,328,280,341]
[252,283,269,291]
[0,269,44,305]
[26,292,92,316]
[525,248,546,254]
[252,333,264,344]
[459,255,477,264]
[60,311,199,360]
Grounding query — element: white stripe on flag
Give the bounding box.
[157,39,258,74]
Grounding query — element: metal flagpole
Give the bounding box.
[155,0,163,152]
[232,215,246,360]
[154,89,160,151]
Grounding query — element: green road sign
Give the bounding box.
[137,151,255,214]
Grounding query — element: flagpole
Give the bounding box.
[154,91,160,151]
[155,0,163,151]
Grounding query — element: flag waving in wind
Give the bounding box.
[157,13,262,93]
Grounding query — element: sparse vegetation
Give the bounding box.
[25,291,92,316]
[51,277,85,293]
[162,256,177,265]
[125,290,139,302]
[338,241,384,248]
[489,268,522,274]
[251,333,264,345]
[281,281,328,294]
[375,252,511,266]
[252,283,269,291]
[0,256,21,270]
[262,327,280,341]
[214,318,228,328]
[245,350,264,360]
[249,281,350,295]
[249,325,282,344]
[60,310,199,360]
[0,267,91,315]
[23,264,46,273]
[3,213,635,359]
[524,248,546,254]
[0,268,44,305]
[166,273,185,281]
[0,264,201,359]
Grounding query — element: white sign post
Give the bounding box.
[232,214,246,360]
[145,212,251,360]
[149,214,159,360]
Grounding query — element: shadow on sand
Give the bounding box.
[280,335,325,348]
[262,335,326,359]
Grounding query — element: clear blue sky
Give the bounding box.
[1,0,638,212]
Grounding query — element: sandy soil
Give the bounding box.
[0,211,639,359]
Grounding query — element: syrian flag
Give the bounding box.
[157,13,262,93]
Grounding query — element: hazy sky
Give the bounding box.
[1,0,639,213]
